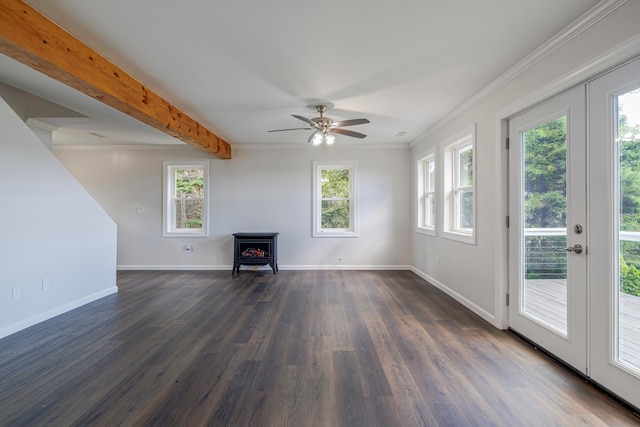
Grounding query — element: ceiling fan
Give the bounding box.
[268,105,370,145]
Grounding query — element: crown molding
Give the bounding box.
[496,32,640,121]
[52,142,410,151]
[52,143,192,151]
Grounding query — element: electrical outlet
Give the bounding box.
[12,286,20,300]
[338,258,343,264]
[42,279,50,291]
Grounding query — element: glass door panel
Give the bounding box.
[522,117,568,335]
[616,88,640,373]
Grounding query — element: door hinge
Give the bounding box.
[506,293,510,306]
[506,216,510,228]
[506,137,510,149]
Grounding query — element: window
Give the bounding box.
[163,161,209,237]
[416,150,436,235]
[442,125,476,244]
[313,161,358,237]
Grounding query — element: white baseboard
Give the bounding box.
[117,265,230,270]
[0,286,118,340]
[409,266,499,328]
[117,264,413,271]
[280,265,413,271]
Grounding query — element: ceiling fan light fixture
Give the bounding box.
[324,132,335,145]
[308,130,324,145]
[271,104,369,143]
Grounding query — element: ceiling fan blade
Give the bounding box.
[332,118,370,127]
[292,114,318,127]
[267,127,312,132]
[332,128,367,139]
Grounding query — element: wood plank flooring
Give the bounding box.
[0,270,638,426]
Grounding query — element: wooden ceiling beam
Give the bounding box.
[0,0,231,159]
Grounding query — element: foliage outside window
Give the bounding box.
[416,151,436,235]
[163,161,209,237]
[442,125,476,244]
[522,116,568,281]
[313,161,358,237]
[618,89,640,297]
[518,89,640,300]
[454,144,474,231]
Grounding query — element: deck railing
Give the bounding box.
[524,228,567,279]
[525,228,640,279]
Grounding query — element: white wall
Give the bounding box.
[411,0,640,327]
[0,94,117,339]
[54,145,411,269]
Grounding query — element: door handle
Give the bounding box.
[566,244,583,254]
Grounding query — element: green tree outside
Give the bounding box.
[523,117,569,280]
[175,168,204,229]
[321,169,351,229]
[618,102,640,296]
[522,107,640,297]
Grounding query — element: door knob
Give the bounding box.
[566,244,583,254]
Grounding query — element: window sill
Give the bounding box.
[313,230,359,238]
[442,230,475,245]
[416,226,436,237]
[163,230,209,238]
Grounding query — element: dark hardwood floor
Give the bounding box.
[0,270,638,426]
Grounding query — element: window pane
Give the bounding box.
[175,168,204,198]
[456,189,474,230]
[174,168,204,230]
[458,146,473,187]
[175,199,203,229]
[428,194,436,227]
[321,169,350,198]
[321,200,350,229]
[164,162,208,237]
[427,160,435,192]
[442,127,475,243]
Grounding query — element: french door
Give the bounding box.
[589,57,640,408]
[509,57,640,410]
[508,85,587,372]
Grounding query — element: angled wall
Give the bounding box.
[0,93,117,338]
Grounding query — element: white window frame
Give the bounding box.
[442,124,476,244]
[163,160,209,237]
[416,149,437,236]
[312,161,358,237]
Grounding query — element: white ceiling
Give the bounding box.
[0,0,601,149]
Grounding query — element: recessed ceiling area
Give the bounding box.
[0,0,601,148]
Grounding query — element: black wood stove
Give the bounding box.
[232,232,278,275]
